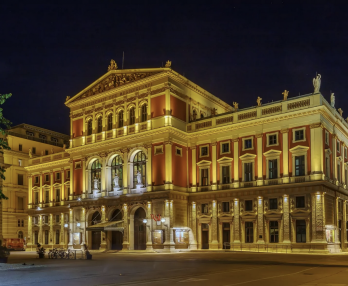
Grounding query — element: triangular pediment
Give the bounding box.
[217,156,233,163]
[239,153,256,160]
[197,160,212,167]
[289,145,309,153]
[263,149,282,157]
[66,69,163,104]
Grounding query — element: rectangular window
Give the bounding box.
[34,192,39,204]
[201,146,208,156]
[18,174,23,185]
[296,196,305,208]
[39,134,46,140]
[337,141,340,152]
[337,164,341,183]
[245,222,253,243]
[45,190,49,203]
[201,203,209,214]
[222,202,229,213]
[32,147,36,154]
[45,150,49,155]
[26,131,34,136]
[56,172,60,180]
[45,174,49,182]
[296,220,306,243]
[56,230,60,244]
[44,215,48,224]
[201,169,208,186]
[244,139,252,149]
[222,166,230,184]
[21,220,24,227]
[295,155,305,176]
[19,144,22,151]
[51,137,58,143]
[294,130,304,141]
[269,221,279,243]
[269,198,278,210]
[56,189,60,202]
[67,171,70,179]
[18,197,24,210]
[268,134,277,145]
[325,131,329,145]
[244,162,253,182]
[175,147,182,156]
[221,143,229,153]
[245,200,253,211]
[269,159,277,179]
[35,176,39,184]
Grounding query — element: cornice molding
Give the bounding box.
[25,158,70,172]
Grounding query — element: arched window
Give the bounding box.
[21,219,24,227]
[97,117,103,133]
[118,110,124,128]
[34,231,38,244]
[141,104,147,122]
[111,156,123,188]
[133,151,146,187]
[91,159,102,190]
[17,219,20,227]
[129,107,135,125]
[18,231,23,239]
[91,211,101,225]
[107,114,113,130]
[87,120,93,135]
[110,209,122,221]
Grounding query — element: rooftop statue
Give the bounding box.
[338,108,343,117]
[282,90,289,101]
[313,74,321,93]
[65,96,70,101]
[233,102,239,111]
[330,93,335,108]
[165,60,171,68]
[108,59,118,71]
[256,97,262,107]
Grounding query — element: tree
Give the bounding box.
[0,93,12,200]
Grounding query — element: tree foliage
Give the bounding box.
[0,93,12,200]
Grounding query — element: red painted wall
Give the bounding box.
[152,143,165,185]
[239,136,257,181]
[151,95,165,118]
[172,144,187,187]
[217,140,233,183]
[262,132,283,179]
[72,118,83,138]
[170,95,186,122]
[188,148,192,186]
[196,144,212,186]
[73,160,83,195]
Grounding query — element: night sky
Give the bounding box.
[1,1,347,135]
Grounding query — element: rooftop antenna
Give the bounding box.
[122,51,124,69]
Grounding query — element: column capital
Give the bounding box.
[310,122,323,129]
[280,128,289,133]
[256,133,263,138]
[233,138,239,142]
[210,142,217,147]
[164,141,172,145]
[190,146,197,150]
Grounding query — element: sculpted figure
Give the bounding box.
[93,177,99,190]
[338,108,343,116]
[29,148,32,158]
[113,173,119,188]
[165,60,172,68]
[330,93,335,108]
[256,97,262,107]
[192,110,197,121]
[65,96,70,101]
[108,59,118,71]
[136,170,142,184]
[313,74,321,93]
[233,102,239,110]
[211,108,217,117]
[282,90,289,101]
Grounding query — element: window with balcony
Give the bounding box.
[269,198,278,210]
[296,196,305,208]
[107,113,113,131]
[222,166,230,184]
[141,104,147,122]
[118,110,124,128]
[295,155,305,176]
[201,169,209,186]
[97,117,103,133]
[87,120,92,135]
[245,200,253,211]
[269,159,278,179]
[244,162,253,182]
[129,107,135,125]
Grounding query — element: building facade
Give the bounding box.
[26,61,348,253]
[1,124,68,244]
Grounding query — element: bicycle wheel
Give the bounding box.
[69,251,74,259]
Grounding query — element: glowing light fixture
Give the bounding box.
[143,219,148,223]
[161,218,166,223]
[77,222,81,227]
[77,197,81,201]
[64,223,68,228]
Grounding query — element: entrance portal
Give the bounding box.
[91,211,101,250]
[201,223,209,249]
[134,208,146,250]
[222,223,230,249]
[111,231,123,250]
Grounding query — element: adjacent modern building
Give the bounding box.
[1,124,69,243]
[25,60,348,253]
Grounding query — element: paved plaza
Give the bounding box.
[1,251,348,286]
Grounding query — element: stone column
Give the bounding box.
[38,215,43,244]
[100,206,107,250]
[100,153,107,193]
[256,134,263,186]
[122,148,129,194]
[68,209,73,249]
[164,141,172,190]
[50,171,54,205]
[82,158,86,195]
[210,200,218,249]
[69,160,73,197]
[282,195,290,243]
[189,202,197,249]
[27,215,33,249]
[80,208,86,245]
[233,199,240,243]
[105,165,111,194]
[28,174,32,209]
[61,168,65,202]
[333,135,337,182]
[281,129,289,183]
[233,139,239,188]
[191,146,197,192]
[39,172,43,203]
[257,197,265,243]
[310,123,324,181]
[122,203,129,250]
[211,142,217,190]
[146,202,153,250]
[60,213,65,245]
[311,192,326,243]
[145,144,152,192]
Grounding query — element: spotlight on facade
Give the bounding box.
[143,219,148,223]
[64,223,68,228]
[77,197,81,201]
[161,218,166,223]
[77,222,81,227]
[37,206,42,211]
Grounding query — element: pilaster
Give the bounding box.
[61,168,65,202]
[211,142,217,190]
[333,134,337,182]
[233,139,239,188]
[122,203,129,250]
[257,197,264,243]
[144,144,152,192]
[282,195,290,243]
[69,160,73,197]
[311,192,326,243]
[310,123,324,180]
[189,202,197,249]
[210,200,218,249]
[281,129,289,183]
[256,134,263,186]
[100,205,107,250]
[233,199,240,243]
[122,149,129,194]
[164,141,172,189]
[191,146,197,192]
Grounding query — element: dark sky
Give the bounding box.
[1,1,347,135]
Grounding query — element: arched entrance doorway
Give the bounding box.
[110,209,123,250]
[134,208,146,250]
[91,211,101,250]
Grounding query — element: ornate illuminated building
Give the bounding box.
[25,62,348,252]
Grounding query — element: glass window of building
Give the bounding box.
[45,230,49,244]
[296,196,305,208]
[129,107,135,125]
[56,189,60,202]
[269,159,277,179]
[87,120,92,135]
[269,134,277,145]
[45,150,49,155]
[18,197,24,210]
[107,113,113,130]
[18,174,23,185]
[141,104,147,122]
[56,172,60,180]
[296,220,306,243]
[222,166,230,184]
[133,151,146,187]
[91,159,102,190]
[111,155,123,188]
[56,230,60,244]
[201,169,208,186]
[19,144,22,151]
[269,221,279,243]
[245,200,253,211]
[221,143,229,153]
[201,146,208,156]
[118,111,124,128]
[18,231,23,239]
[45,190,49,203]
[295,130,304,141]
[295,155,305,176]
[34,192,39,204]
[244,162,253,182]
[245,222,253,243]
[45,174,49,182]
[21,219,24,227]
[32,147,36,154]
[269,198,278,210]
[222,202,229,213]
[17,219,20,227]
[244,139,252,149]
[97,117,103,133]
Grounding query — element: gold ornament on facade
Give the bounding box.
[65,96,70,102]
[108,59,118,71]
[233,102,239,111]
[257,96,262,107]
[282,90,289,101]
[165,60,171,68]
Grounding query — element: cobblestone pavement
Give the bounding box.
[1,251,348,286]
